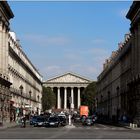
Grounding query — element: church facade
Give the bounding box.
[43,72,92,111]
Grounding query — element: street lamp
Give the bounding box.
[68,96,73,126]
[37,95,39,102]
[29,90,32,99]
[69,96,72,110]
[19,85,23,95]
[1,94,6,125]
[29,90,32,115]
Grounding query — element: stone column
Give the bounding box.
[0,22,3,74]
[64,87,67,109]
[77,88,81,109]
[71,87,74,109]
[3,26,6,76]
[138,23,140,73]
[57,87,60,109]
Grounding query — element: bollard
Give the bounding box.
[132,123,135,128]
[68,115,71,125]
[130,123,132,128]
[135,124,138,128]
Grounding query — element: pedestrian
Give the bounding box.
[21,115,26,128]
[122,115,127,123]
[23,115,26,127]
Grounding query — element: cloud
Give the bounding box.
[91,39,107,45]
[68,65,102,81]
[23,34,70,46]
[38,40,112,81]
[89,47,109,55]
[44,65,62,74]
[64,53,82,61]
[118,8,129,18]
[42,65,67,80]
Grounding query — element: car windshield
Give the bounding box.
[87,117,92,120]
[59,117,65,121]
[31,116,38,120]
[37,117,45,122]
[49,117,59,121]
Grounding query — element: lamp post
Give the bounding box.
[19,85,23,116]
[1,95,6,125]
[37,95,40,115]
[19,85,23,95]
[68,96,72,126]
[29,90,32,116]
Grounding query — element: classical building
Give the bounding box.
[0,1,42,125]
[0,1,14,125]
[8,31,42,118]
[96,2,140,125]
[96,33,131,122]
[43,72,91,111]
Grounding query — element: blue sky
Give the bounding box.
[8,1,132,81]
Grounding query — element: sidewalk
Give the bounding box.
[0,122,18,130]
[99,120,140,130]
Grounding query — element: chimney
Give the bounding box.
[16,39,22,48]
[124,33,130,41]
[118,42,123,49]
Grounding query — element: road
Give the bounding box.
[0,123,140,139]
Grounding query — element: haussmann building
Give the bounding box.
[96,1,140,125]
[0,1,42,125]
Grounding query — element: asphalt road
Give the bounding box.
[0,123,140,139]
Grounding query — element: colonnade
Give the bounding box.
[53,87,84,110]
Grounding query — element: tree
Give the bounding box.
[81,82,97,115]
[42,86,56,111]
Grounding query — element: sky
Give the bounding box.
[8,1,132,81]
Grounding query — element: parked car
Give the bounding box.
[81,115,87,123]
[73,114,81,123]
[82,116,94,126]
[58,116,66,126]
[30,116,39,125]
[34,116,47,127]
[92,114,97,123]
[45,116,60,127]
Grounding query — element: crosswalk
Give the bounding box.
[74,123,128,130]
[24,123,129,131]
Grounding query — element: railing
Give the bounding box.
[10,87,37,102]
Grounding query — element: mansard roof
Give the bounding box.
[126,1,138,20]
[44,72,92,84]
[0,1,14,19]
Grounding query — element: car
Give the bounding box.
[45,116,60,127]
[92,115,97,123]
[58,116,67,126]
[34,116,47,127]
[81,115,87,123]
[82,116,94,126]
[30,116,39,125]
[73,114,81,123]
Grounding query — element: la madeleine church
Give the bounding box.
[43,72,92,111]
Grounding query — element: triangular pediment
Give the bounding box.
[46,72,91,83]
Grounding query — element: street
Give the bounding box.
[0,123,140,139]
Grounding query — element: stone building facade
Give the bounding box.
[8,31,42,118]
[96,2,140,125]
[0,1,14,125]
[0,2,42,124]
[43,72,91,111]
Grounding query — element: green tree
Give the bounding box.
[42,86,56,111]
[81,82,97,115]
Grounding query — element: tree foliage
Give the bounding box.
[81,82,97,114]
[42,86,56,111]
